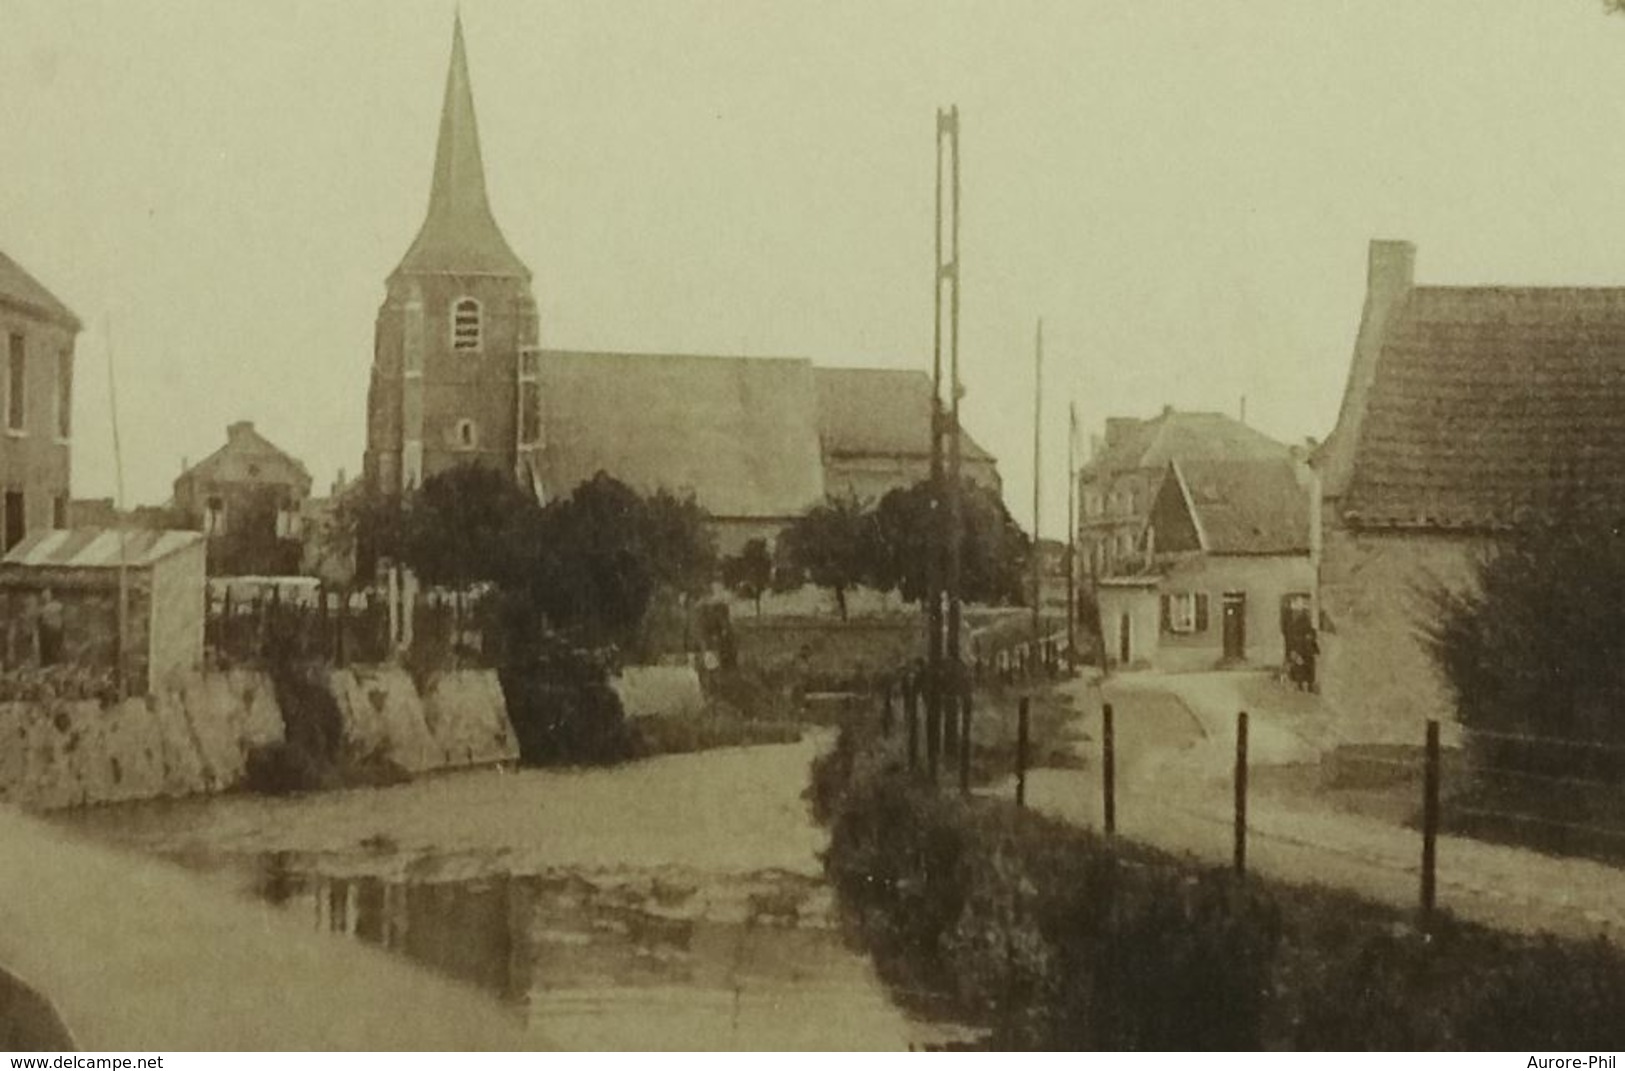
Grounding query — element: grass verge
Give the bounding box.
[813,719,1625,1050]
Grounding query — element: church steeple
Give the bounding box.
[393,14,529,280]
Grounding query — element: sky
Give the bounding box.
[4,0,1625,536]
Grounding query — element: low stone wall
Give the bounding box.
[0,670,284,810]
[328,666,517,772]
[611,665,707,720]
[0,666,517,810]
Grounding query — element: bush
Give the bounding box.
[497,637,635,765]
[815,720,1625,1050]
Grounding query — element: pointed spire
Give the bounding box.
[393,13,529,279]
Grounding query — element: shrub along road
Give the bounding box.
[1007,671,1625,942]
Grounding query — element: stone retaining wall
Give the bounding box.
[0,666,517,810]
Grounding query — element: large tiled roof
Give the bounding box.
[813,366,995,463]
[536,350,827,519]
[1172,459,1310,555]
[1088,409,1289,476]
[1343,286,1625,529]
[0,249,80,330]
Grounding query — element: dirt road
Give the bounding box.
[1013,672,1625,942]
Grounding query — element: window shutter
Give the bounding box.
[1195,593,1209,632]
[1160,594,1171,633]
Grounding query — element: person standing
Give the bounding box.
[37,588,64,666]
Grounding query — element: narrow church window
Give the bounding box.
[519,382,541,446]
[456,419,477,449]
[452,298,481,352]
[55,350,71,440]
[7,334,24,433]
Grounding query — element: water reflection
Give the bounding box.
[260,857,531,1002]
[250,856,961,1048]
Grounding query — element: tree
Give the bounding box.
[521,473,717,650]
[640,488,719,602]
[721,538,774,615]
[870,477,1030,606]
[398,463,540,589]
[775,493,875,619]
[1420,512,1625,779]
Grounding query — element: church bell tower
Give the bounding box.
[364,15,542,500]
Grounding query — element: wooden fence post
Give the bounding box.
[220,587,233,662]
[1016,696,1030,809]
[1102,701,1116,836]
[904,675,919,773]
[335,588,349,668]
[1234,710,1249,876]
[958,685,972,796]
[1421,719,1441,921]
[943,672,960,759]
[881,681,894,738]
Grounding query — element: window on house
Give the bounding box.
[456,419,477,449]
[52,496,67,529]
[275,501,300,539]
[1161,592,1209,634]
[519,381,541,446]
[204,495,226,536]
[403,441,423,489]
[55,350,71,440]
[3,491,24,551]
[7,334,24,432]
[452,298,481,352]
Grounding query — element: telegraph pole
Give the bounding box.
[944,106,964,705]
[1031,319,1043,648]
[1066,400,1078,667]
[925,108,953,778]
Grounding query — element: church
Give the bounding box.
[363,17,999,554]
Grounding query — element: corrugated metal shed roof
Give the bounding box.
[1,528,204,570]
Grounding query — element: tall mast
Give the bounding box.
[944,105,964,701]
[1031,318,1043,645]
[106,315,130,700]
[1066,399,1078,666]
[924,108,948,780]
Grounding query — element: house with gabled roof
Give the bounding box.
[173,421,312,576]
[1313,239,1625,736]
[0,249,81,552]
[1078,406,1293,579]
[1096,457,1314,671]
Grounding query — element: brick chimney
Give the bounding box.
[1104,417,1141,449]
[1316,239,1416,499]
[227,420,255,444]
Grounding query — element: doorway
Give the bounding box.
[2,491,23,553]
[1222,592,1246,661]
[1118,612,1132,665]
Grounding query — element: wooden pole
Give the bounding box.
[945,106,965,729]
[1421,719,1441,920]
[1066,401,1078,669]
[905,674,919,772]
[1016,696,1030,809]
[958,685,972,796]
[1234,710,1249,876]
[1102,701,1116,836]
[1031,318,1043,648]
[881,680,894,738]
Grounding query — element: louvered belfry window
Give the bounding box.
[452,297,481,352]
